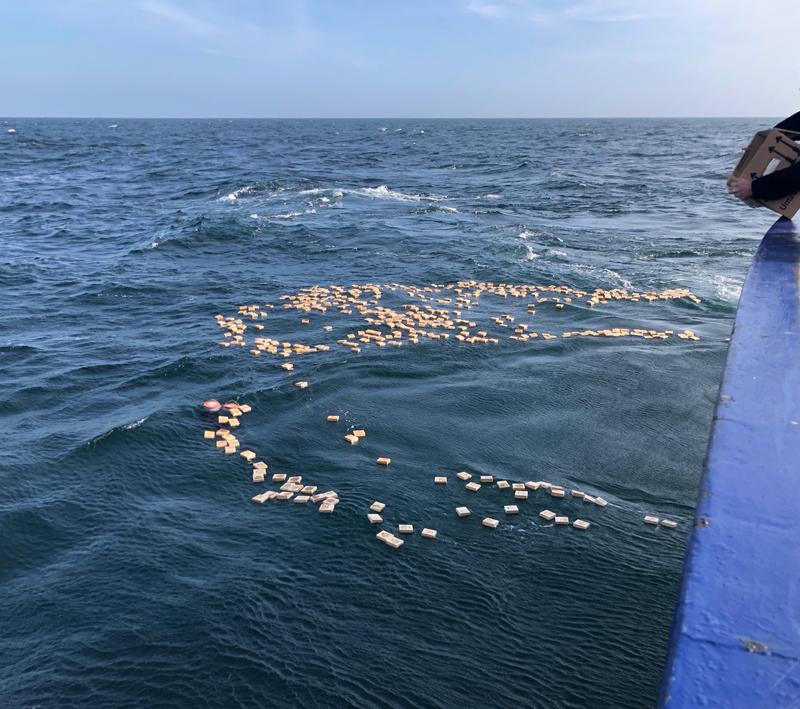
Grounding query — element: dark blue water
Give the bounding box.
[0,118,777,708]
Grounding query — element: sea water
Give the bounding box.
[0,117,778,708]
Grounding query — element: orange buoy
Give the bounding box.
[202,399,222,412]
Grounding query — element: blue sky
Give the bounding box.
[2,0,799,118]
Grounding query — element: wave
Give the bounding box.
[352,185,448,202]
[248,208,318,221]
[86,416,148,446]
[219,185,257,202]
[523,245,540,260]
[72,282,170,301]
[122,417,147,430]
[302,184,450,204]
[516,227,567,246]
[219,182,448,207]
[217,181,291,203]
[564,263,634,290]
[513,230,544,260]
[132,212,329,255]
[0,343,40,356]
[710,273,743,302]
[298,188,343,198]
[517,230,567,258]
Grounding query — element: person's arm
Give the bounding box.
[776,110,800,133]
[745,110,800,200]
[752,162,800,201]
[729,111,800,201]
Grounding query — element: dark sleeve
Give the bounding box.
[751,111,800,200]
[776,111,800,132]
[752,162,800,201]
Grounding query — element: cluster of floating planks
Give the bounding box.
[200,401,341,513]
[201,402,680,548]
[562,327,692,341]
[371,501,438,549]
[449,478,597,531]
[212,279,703,358]
[326,416,391,465]
[201,401,253,454]
[368,471,680,549]
[328,417,433,548]
[442,474,679,534]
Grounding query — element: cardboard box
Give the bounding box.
[731,129,800,218]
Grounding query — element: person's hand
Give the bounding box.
[727,176,753,200]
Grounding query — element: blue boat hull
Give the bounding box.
[660,217,800,707]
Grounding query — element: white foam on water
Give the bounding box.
[298,188,343,199]
[147,232,167,249]
[277,183,448,207]
[271,211,303,219]
[109,124,118,128]
[7,128,16,133]
[567,263,634,290]
[524,245,540,260]
[219,185,256,202]
[88,416,148,445]
[711,273,743,302]
[353,185,448,202]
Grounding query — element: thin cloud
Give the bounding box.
[560,2,656,23]
[140,0,217,38]
[466,1,663,25]
[137,0,321,60]
[466,2,511,19]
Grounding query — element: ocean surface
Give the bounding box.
[0,117,780,708]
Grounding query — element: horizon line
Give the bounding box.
[1,115,779,121]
